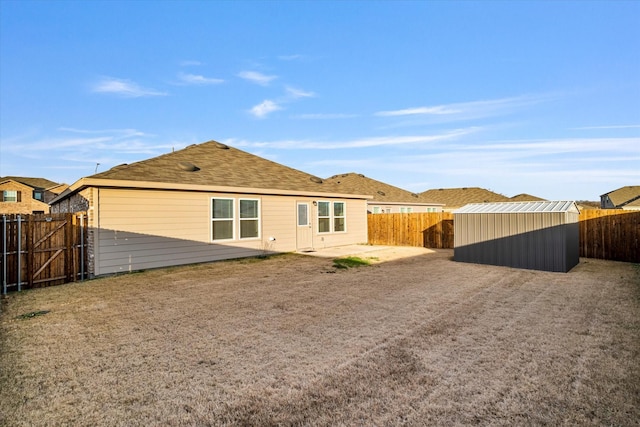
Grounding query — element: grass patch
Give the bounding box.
[15,310,50,320]
[333,256,372,269]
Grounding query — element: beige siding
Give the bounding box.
[92,188,368,275]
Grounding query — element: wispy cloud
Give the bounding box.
[376,106,460,116]
[179,60,202,67]
[570,124,640,130]
[91,77,167,97]
[285,86,315,99]
[177,72,224,85]
[249,100,282,118]
[238,71,277,86]
[292,113,360,120]
[375,94,553,123]
[278,54,304,61]
[226,127,477,149]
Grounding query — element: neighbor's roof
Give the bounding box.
[55,140,371,200]
[601,185,640,207]
[420,187,509,208]
[0,176,60,189]
[454,200,579,214]
[510,193,547,202]
[324,173,442,205]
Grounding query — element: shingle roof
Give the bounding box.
[420,187,509,208]
[0,176,60,189]
[87,140,362,195]
[324,173,434,204]
[510,193,547,202]
[601,185,640,207]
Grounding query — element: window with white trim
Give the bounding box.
[2,190,20,203]
[334,201,345,232]
[239,199,260,239]
[400,207,413,213]
[212,198,234,241]
[317,201,346,233]
[211,198,261,241]
[318,201,331,233]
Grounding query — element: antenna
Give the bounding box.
[95,163,100,173]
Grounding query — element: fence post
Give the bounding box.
[2,215,6,296]
[27,214,34,288]
[80,213,85,281]
[17,215,22,292]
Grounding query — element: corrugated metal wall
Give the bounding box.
[454,210,580,272]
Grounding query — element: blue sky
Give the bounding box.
[1,0,638,201]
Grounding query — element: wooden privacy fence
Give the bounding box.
[579,209,640,262]
[368,210,640,263]
[2,213,88,294]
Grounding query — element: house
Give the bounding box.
[0,176,67,215]
[50,140,371,277]
[324,173,444,213]
[600,186,640,210]
[510,193,546,202]
[420,187,510,212]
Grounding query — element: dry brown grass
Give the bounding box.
[1,250,638,426]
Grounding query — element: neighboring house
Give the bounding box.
[50,140,371,277]
[600,186,640,210]
[0,176,67,214]
[324,173,444,213]
[420,187,510,212]
[510,193,546,202]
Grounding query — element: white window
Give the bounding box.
[2,190,19,202]
[334,202,345,232]
[239,199,260,239]
[318,201,331,233]
[211,198,261,241]
[372,206,381,214]
[400,207,413,213]
[297,203,309,226]
[212,198,234,241]
[318,201,346,233]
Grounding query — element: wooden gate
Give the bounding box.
[2,213,88,294]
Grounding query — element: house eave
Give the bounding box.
[51,178,372,204]
[367,200,445,206]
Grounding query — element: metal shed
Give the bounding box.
[454,201,580,272]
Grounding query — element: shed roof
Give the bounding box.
[324,173,441,205]
[454,200,579,214]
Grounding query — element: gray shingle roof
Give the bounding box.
[420,187,509,208]
[601,186,640,207]
[324,173,429,204]
[87,140,362,195]
[0,176,60,189]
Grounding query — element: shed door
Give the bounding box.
[296,202,313,251]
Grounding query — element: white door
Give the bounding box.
[296,202,313,251]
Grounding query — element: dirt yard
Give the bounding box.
[1,249,638,426]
